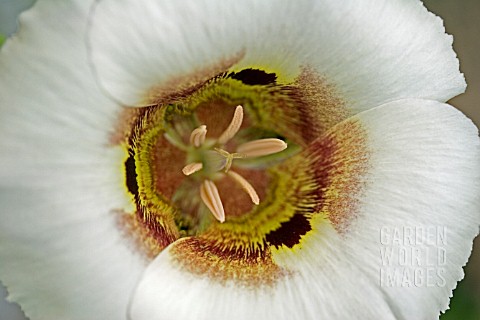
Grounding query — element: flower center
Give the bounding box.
[117,67,349,259]
[167,105,287,223]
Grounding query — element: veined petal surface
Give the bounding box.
[89,0,465,115]
[0,1,147,319]
[341,100,480,319]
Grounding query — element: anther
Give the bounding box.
[236,138,287,158]
[182,162,203,176]
[189,125,207,147]
[217,105,243,145]
[200,180,225,223]
[227,171,260,205]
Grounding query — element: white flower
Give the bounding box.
[0,1,479,320]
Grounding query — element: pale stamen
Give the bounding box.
[174,104,288,224]
[217,105,243,145]
[189,125,207,147]
[227,171,260,205]
[182,162,203,176]
[236,138,287,158]
[200,180,225,223]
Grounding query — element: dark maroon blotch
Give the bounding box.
[125,151,139,196]
[266,213,312,249]
[229,68,277,86]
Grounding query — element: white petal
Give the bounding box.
[285,99,479,319]
[87,0,311,106]
[129,234,395,320]
[334,99,480,319]
[0,2,146,319]
[88,0,464,112]
[306,0,466,113]
[0,1,115,185]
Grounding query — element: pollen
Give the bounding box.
[180,105,287,222]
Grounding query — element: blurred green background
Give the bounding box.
[0,0,478,319]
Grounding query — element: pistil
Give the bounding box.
[213,148,246,173]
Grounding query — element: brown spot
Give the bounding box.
[266,67,349,146]
[267,118,369,238]
[307,120,370,232]
[144,51,245,106]
[171,236,288,287]
[109,107,146,145]
[294,67,350,140]
[116,210,178,260]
